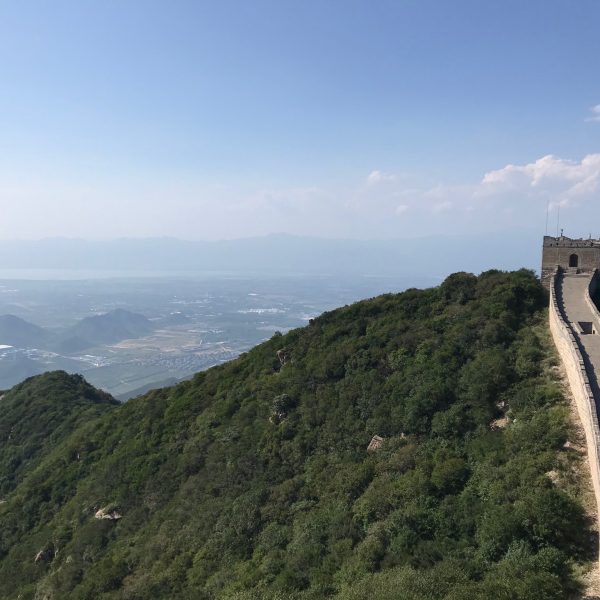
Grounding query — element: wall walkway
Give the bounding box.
[549,270,600,552]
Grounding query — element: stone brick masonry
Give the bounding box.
[549,268,600,562]
[542,235,600,289]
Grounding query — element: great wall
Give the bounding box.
[544,235,600,562]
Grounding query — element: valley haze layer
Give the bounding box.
[0,232,541,278]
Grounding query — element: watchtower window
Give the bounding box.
[569,254,579,268]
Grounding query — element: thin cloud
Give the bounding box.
[3,154,600,240]
[585,104,600,122]
[431,201,454,214]
[366,170,397,185]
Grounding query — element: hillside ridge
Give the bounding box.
[0,269,595,599]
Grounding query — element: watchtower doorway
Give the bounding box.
[569,254,579,268]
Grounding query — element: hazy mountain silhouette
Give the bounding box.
[0,309,155,355]
[61,309,154,350]
[0,315,48,348]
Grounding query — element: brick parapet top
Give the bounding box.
[544,235,600,248]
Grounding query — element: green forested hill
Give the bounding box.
[0,270,594,599]
[0,372,117,498]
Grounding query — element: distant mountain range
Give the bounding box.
[0,315,49,348]
[0,309,156,353]
[0,231,542,277]
[58,309,154,352]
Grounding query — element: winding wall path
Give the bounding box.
[550,270,600,559]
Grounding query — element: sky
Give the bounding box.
[0,0,599,241]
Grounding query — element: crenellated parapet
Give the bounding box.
[542,236,600,289]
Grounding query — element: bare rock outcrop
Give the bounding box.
[94,506,122,521]
[367,435,384,453]
[34,546,55,564]
[276,348,290,366]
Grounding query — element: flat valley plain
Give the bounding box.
[0,271,436,399]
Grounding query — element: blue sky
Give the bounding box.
[1,0,599,240]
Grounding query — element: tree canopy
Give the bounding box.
[0,269,594,599]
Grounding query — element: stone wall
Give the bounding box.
[549,270,600,554]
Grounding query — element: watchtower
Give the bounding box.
[541,235,600,288]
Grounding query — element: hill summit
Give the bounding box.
[0,314,47,347]
[65,308,153,346]
[0,270,594,599]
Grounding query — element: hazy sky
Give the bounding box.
[1,0,599,240]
